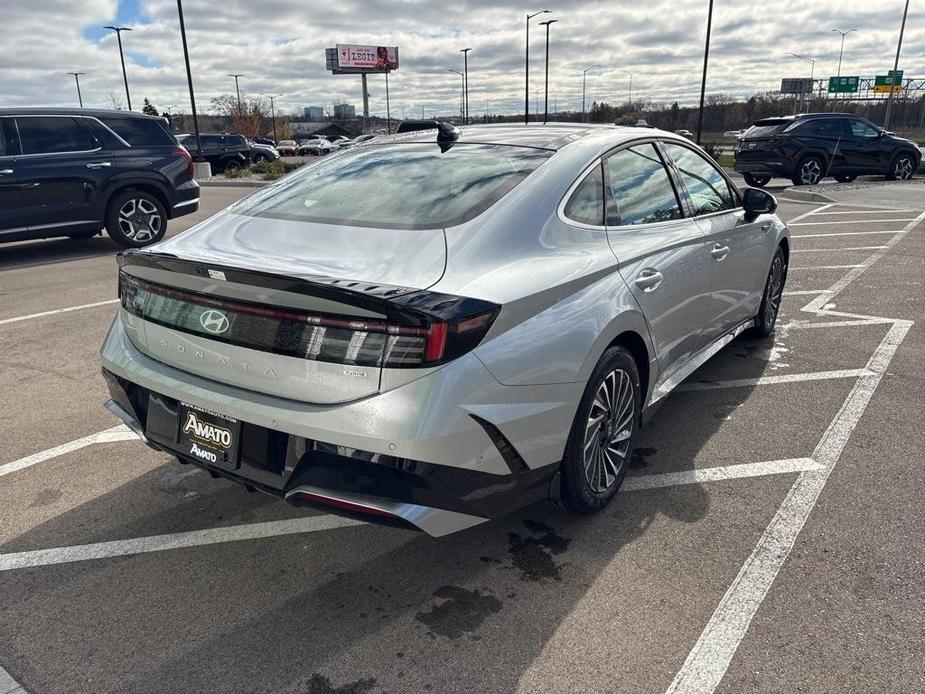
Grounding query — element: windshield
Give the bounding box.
[231,143,552,229]
[743,121,788,139]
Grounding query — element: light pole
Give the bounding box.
[788,52,815,113]
[67,72,86,108]
[695,0,714,144]
[448,69,465,121]
[582,64,602,123]
[460,48,471,125]
[525,9,551,124]
[103,26,132,110]
[883,0,909,129]
[176,0,202,162]
[831,28,856,110]
[228,74,244,111]
[268,94,282,143]
[538,20,557,124]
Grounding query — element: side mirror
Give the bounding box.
[742,187,777,221]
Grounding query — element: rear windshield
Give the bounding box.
[100,116,176,146]
[231,143,552,229]
[743,121,788,139]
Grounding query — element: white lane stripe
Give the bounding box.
[802,210,925,313]
[0,299,119,326]
[790,218,915,225]
[666,320,911,694]
[0,665,26,694]
[808,209,920,215]
[791,230,904,238]
[789,265,864,270]
[621,458,821,491]
[784,289,831,296]
[792,246,889,252]
[676,369,872,391]
[0,515,365,572]
[785,204,831,224]
[0,425,136,479]
[785,318,893,329]
[0,458,821,572]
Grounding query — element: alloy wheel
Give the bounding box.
[764,253,785,327]
[583,368,634,493]
[799,158,823,185]
[894,156,914,181]
[117,198,162,242]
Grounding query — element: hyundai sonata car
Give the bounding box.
[101,122,788,536]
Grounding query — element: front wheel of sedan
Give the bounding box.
[560,346,641,515]
[791,155,826,186]
[751,246,787,338]
[887,153,916,181]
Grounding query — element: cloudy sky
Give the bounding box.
[4,0,923,118]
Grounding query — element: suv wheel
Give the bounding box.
[105,190,167,248]
[888,153,916,181]
[750,247,787,338]
[792,155,825,186]
[834,174,857,183]
[743,173,771,187]
[560,346,640,514]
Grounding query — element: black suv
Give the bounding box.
[177,133,251,172]
[734,113,921,187]
[0,108,198,248]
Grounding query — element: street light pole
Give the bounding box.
[103,26,132,110]
[788,52,815,113]
[269,95,281,143]
[883,0,910,130]
[695,0,714,144]
[176,0,202,162]
[449,69,465,120]
[68,72,86,108]
[460,47,471,125]
[623,70,633,106]
[581,64,602,123]
[525,9,550,124]
[228,74,244,111]
[538,20,557,124]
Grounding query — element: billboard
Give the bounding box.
[780,78,814,95]
[336,44,398,71]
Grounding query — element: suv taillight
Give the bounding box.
[175,146,193,176]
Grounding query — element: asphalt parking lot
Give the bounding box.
[2,182,924,694]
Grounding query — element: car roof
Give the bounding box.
[0,106,165,120]
[753,112,860,125]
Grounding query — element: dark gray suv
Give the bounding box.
[0,108,199,247]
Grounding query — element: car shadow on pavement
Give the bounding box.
[0,235,122,271]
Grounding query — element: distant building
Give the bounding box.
[304,106,324,121]
[333,103,356,120]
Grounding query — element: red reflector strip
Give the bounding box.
[291,491,394,518]
[424,322,448,362]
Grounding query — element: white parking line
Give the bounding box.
[0,425,135,479]
[791,246,889,252]
[0,299,119,326]
[789,265,864,270]
[785,318,894,329]
[0,665,25,694]
[675,369,873,392]
[784,289,831,296]
[785,204,832,224]
[807,209,920,216]
[791,230,904,238]
[0,458,823,572]
[666,320,911,694]
[790,218,915,226]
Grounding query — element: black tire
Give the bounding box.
[834,174,857,183]
[887,152,916,181]
[743,173,771,187]
[223,159,242,172]
[560,346,641,515]
[750,246,787,338]
[105,189,168,248]
[252,153,269,163]
[791,154,826,186]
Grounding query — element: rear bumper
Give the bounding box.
[170,180,200,218]
[733,154,793,177]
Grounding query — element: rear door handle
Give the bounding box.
[86,161,112,169]
[711,244,730,261]
[635,269,663,292]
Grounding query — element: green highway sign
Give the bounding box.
[828,76,859,93]
[874,72,904,94]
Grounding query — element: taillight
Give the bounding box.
[175,146,193,176]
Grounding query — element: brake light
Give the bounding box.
[175,146,193,176]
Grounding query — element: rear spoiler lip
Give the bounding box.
[117,250,498,326]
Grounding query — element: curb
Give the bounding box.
[198,180,268,188]
[778,187,837,204]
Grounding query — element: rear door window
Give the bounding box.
[604,144,683,226]
[99,116,175,146]
[663,142,736,216]
[563,164,604,226]
[788,119,846,137]
[16,116,97,155]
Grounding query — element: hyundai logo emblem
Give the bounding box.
[199,309,230,335]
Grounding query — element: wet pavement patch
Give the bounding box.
[415,585,503,639]
[305,673,378,694]
[508,519,570,581]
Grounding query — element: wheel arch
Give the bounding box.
[104,180,171,220]
[606,329,651,415]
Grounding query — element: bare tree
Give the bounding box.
[107,90,125,110]
[211,94,270,138]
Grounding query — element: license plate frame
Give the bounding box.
[176,402,241,467]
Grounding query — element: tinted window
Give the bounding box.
[226,135,247,148]
[233,143,552,229]
[847,119,879,138]
[664,143,736,216]
[563,164,604,226]
[0,120,8,156]
[605,144,682,226]
[199,135,221,147]
[788,119,845,137]
[100,116,175,146]
[16,116,96,155]
[744,122,787,138]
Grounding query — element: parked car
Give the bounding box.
[734,112,921,187]
[102,123,787,536]
[298,138,337,155]
[247,139,280,163]
[723,129,747,139]
[177,133,251,173]
[252,136,276,147]
[0,107,198,247]
[674,129,694,139]
[339,133,379,149]
[276,140,299,156]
